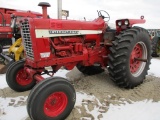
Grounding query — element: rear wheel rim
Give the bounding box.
[130,42,147,77]
[44,92,68,117]
[16,69,32,86]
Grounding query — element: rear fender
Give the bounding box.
[116,16,145,33]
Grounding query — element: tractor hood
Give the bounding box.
[26,17,106,38]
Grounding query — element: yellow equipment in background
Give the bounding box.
[0,38,24,74]
[8,38,24,61]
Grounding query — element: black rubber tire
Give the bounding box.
[151,36,160,57]
[76,64,104,75]
[27,76,64,118]
[27,77,76,120]
[108,26,151,89]
[6,60,36,92]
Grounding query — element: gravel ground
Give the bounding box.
[66,67,160,119]
[1,67,160,120]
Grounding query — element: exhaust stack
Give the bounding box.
[38,2,51,19]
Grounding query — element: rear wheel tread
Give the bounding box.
[108,27,151,88]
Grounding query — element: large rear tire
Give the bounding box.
[27,77,76,120]
[108,27,151,88]
[151,36,160,57]
[76,64,104,75]
[6,60,36,92]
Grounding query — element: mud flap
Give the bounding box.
[0,53,14,74]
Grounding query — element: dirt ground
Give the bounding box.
[0,67,160,120]
[0,64,7,74]
[66,68,160,119]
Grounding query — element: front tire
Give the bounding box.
[27,77,76,120]
[108,27,151,88]
[6,60,36,92]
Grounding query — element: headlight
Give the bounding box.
[124,20,129,25]
[118,21,122,26]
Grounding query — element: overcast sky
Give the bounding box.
[1,0,160,29]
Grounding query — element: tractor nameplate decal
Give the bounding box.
[40,52,50,58]
[35,29,102,38]
[49,30,79,34]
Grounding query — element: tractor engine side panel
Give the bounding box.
[21,18,108,68]
[21,19,86,68]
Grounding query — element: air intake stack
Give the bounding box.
[38,2,51,19]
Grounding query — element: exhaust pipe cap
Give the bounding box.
[38,2,51,7]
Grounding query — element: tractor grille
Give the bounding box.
[21,20,34,59]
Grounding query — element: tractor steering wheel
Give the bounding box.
[98,10,110,22]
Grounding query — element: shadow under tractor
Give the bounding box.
[6,2,151,120]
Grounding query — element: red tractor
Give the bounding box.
[0,7,42,73]
[6,2,151,120]
[0,7,42,50]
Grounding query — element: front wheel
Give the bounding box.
[27,77,76,120]
[6,60,36,92]
[108,27,151,88]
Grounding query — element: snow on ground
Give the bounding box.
[148,58,160,77]
[0,74,7,89]
[0,58,160,120]
[1,92,160,120]
[75,91,160,120]
[103,100,160,120]
[0,97,28,120]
